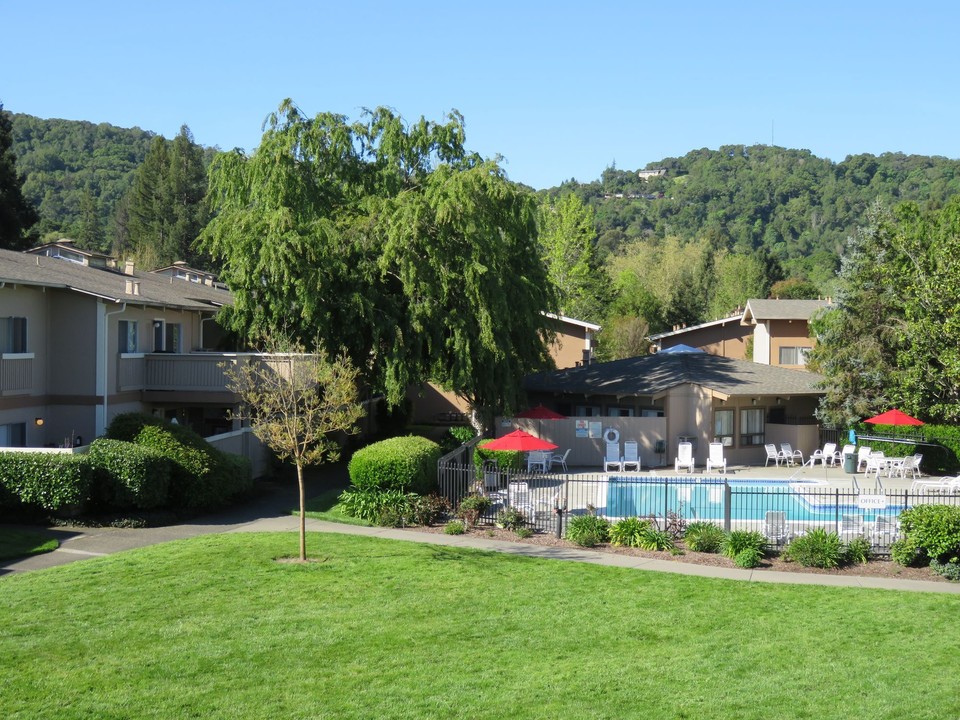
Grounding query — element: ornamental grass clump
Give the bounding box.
[565,514,610,547]
[784,528,844,569]
[684,521,726,553]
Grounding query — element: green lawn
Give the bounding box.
[0,528,58,560]
[2,532,959,719]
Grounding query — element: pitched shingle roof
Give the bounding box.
[0,248,231,311]
[524,352,824,399]
[741,299,831,324]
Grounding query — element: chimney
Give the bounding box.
[123,259,135,276]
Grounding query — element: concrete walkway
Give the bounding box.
[3,471,959,594]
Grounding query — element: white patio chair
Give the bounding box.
[675,442,695,473]
[856,446,873,472]
[764,443,783,466]
[550,448,570,473]
[764,510,791,545]
[622,440,640,471]
[526,450,550,473]
[603,442,622,473]
[864,451,886,479]
[808,442,839,467]
[705,442,726,473]
[780,443,803,466]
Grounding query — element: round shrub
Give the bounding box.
[898,504,960,563]
[684,521,726,553]
[87,438,171,510]
[473,446,522,474]
[496,506,528,530]
[784,528,843,568]
[444,520,466,535]
[734,547,763,568]
[456,494,492,527]
[723,530,767,559]
[566,514,610,546]
[515,527,534,539]
[348,436,441,495]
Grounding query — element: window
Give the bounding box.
[575,405,602,417]
[0,422,26,447]
[1,317,27,353]
[740,408,765,446]
[153,320,182,352]
[714,409,734,446]
[118,320,138,353]
[606,406,635,417]
[778,346,810,366]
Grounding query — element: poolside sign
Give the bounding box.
[857,494,888,509]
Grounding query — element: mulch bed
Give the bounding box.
[408,524,948,584]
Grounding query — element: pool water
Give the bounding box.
[604,478,903,522]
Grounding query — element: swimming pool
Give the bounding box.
[604,477,904,522]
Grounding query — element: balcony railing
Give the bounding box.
[117,353,239,393]
[1,353,33,396]
[116,352,304,394]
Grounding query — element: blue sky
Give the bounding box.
[4,1,959,189]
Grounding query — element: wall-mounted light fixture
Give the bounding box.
[34,417,44,426]
[776,397,783,405]
[751,398,757,406]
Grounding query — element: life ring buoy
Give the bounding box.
[603,427,620,444]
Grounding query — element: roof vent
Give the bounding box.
[123,259,135,276]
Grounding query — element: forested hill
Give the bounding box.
[546,145,960,286]
[9,114,159,250]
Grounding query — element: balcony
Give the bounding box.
[117,353,301,396]
[1,353,34,396]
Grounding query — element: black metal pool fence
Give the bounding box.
[436,461,960,554]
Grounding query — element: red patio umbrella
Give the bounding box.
[480,429,558,452]
[515,405,567,420]
[864,409,924,426]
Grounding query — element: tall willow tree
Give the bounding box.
[201,101,557,427]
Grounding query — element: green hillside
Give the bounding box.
[549,145,960,287]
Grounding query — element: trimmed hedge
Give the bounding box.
[0,452,94,511]
[473,446,522,474]
[348,436,441,495]
[106,413,252,512]
[87,439,171,510]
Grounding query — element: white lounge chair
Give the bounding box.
[870,515,899,546]
[705,442,726,473]
[603,442,622,473]
[622,440,640,472]
[911,476,960,493]
[780,443,803,466]
[764,443,783,467]
[675,442,695,473]
[856,446,873,472]
[839,514,865,540]
[550,448,570,472]
[764,510,791,545]
[808,442,840,467]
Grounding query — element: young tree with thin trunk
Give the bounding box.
[225,340,364,561]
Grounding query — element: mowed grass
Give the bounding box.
[0,528,58,560]
[2,533,959,720]
[302,487,374,526]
